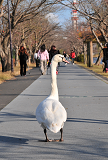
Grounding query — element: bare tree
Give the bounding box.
[0,0,3,8]
[0,0,60,71]
[12,13,61,55]
[57,0,108,64]
[60,0,108,47]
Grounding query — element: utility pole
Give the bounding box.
[7,0,13,72]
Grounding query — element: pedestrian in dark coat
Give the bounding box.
[63,51,66,58]
[18,46,29,76]
[103,43,108,73]
[48,45,60,74]
[49,45,60,67]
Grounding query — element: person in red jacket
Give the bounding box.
[70,50,75,65]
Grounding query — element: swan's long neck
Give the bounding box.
[50,60,59,100]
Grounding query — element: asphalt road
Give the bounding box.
[0,67,41,110]
[0,62,108,160]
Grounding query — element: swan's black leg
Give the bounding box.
[60,128,63,141]
[44,129,50,142]
[44,128,63,142]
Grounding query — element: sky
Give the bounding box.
[46,7,72,27]
[47,8,84,28]
[57,8,72,26]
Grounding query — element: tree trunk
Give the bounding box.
[87,41,93,67]
[7,45,11,71]
[15,46,19,66]
[95,50,103,65]
[1,56,8,72]
[0,0,3,8]
[83,42,87,64]
[0,37,8,72]
[1,35,12,71]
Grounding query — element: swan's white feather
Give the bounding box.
[36,54,67,133]
[36,97,67,133]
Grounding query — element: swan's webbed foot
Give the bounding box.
[52,139,64,142]
[45,139,52,142]
[52,128,64,142]
[59,138,64,142]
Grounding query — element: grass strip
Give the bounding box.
[0,63,36,84]
[75,61,108,79]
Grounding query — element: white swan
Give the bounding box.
[36,54,69,142]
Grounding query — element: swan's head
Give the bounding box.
[53,54,69,63]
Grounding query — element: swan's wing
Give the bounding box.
[36,99,54,128]
[47,100,67,132]
[36,99,67,133]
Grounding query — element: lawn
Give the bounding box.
[75,61,108,79]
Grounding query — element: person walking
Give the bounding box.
[63,51,66,58]
[18,46,29,76]
[49,45,60,74]
[49,45,60,62]
[63,51,67,65]
[49,45,60,63]
[37,44,49,75]
[34,50,39,67]
[70,50,75,65]
[103,43,108,73]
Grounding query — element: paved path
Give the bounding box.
[0,67,41,110]
[0,62,108,160]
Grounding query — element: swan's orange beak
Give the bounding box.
[62,58,70,64]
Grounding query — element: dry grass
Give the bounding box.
[75,61,108,79]
[0,63,36,84]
